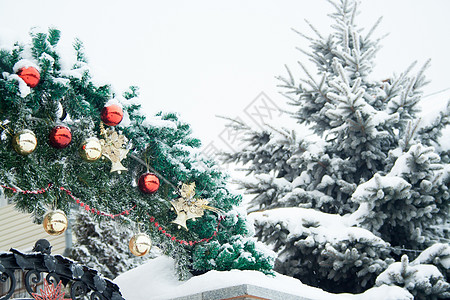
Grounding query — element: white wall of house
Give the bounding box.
[0,193,7,207]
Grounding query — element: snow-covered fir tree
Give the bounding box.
[376,244,450,299]
[221,0,449,296]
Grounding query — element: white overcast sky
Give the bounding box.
[1,0,449,153]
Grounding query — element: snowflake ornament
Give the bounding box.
[32,280,66,300]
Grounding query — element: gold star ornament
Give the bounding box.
[170,183,222,230]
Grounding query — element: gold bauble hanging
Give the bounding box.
[80,137,102,161]
[12,129,37,155]
[129,233,152,257]
[42,210,68,236]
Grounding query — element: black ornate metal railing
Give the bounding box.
[0,239,124,300]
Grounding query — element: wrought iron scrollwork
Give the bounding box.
[71,280,89,299]
[45,272,61,287]
[0,240,124,300]
[0,264,15,300]
[90,291,106,300]
[24,269,42,295]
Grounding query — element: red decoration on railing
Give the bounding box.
[32,280,66,300]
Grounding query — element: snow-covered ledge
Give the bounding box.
[170,284,311,300]
[114,256,413,300]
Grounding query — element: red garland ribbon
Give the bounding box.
[0,183,136,218]
[1,183,53,194]
[59,187,136,218]
[1,183,225,246]
[148,214,225,246]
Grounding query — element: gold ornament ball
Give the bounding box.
[80,137,102,161]
[42,210,68,236]
[129,233,152,257]
[12,129,37,155]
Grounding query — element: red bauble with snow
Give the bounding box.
[49,125,72,149]
[101,104,123,126]
[138,173,160,194]
[17,66,40,88]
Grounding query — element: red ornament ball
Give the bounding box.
[101,104,123,126]
[17,67,40,88]
[138,173,160,194]
[49,125,72,149]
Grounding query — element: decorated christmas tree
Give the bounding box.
[0,27,274,279]
[221,0,449,296]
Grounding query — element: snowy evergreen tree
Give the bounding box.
[221,0,449,294]
[249,207,396,293]
[0,28,274,280]
[376,253,450,300]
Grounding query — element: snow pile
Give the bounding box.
[11,58,40,74]
[114,256,180,299]
[114,255,412,300]
[413,243,450,269]
[141,114,179,130]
